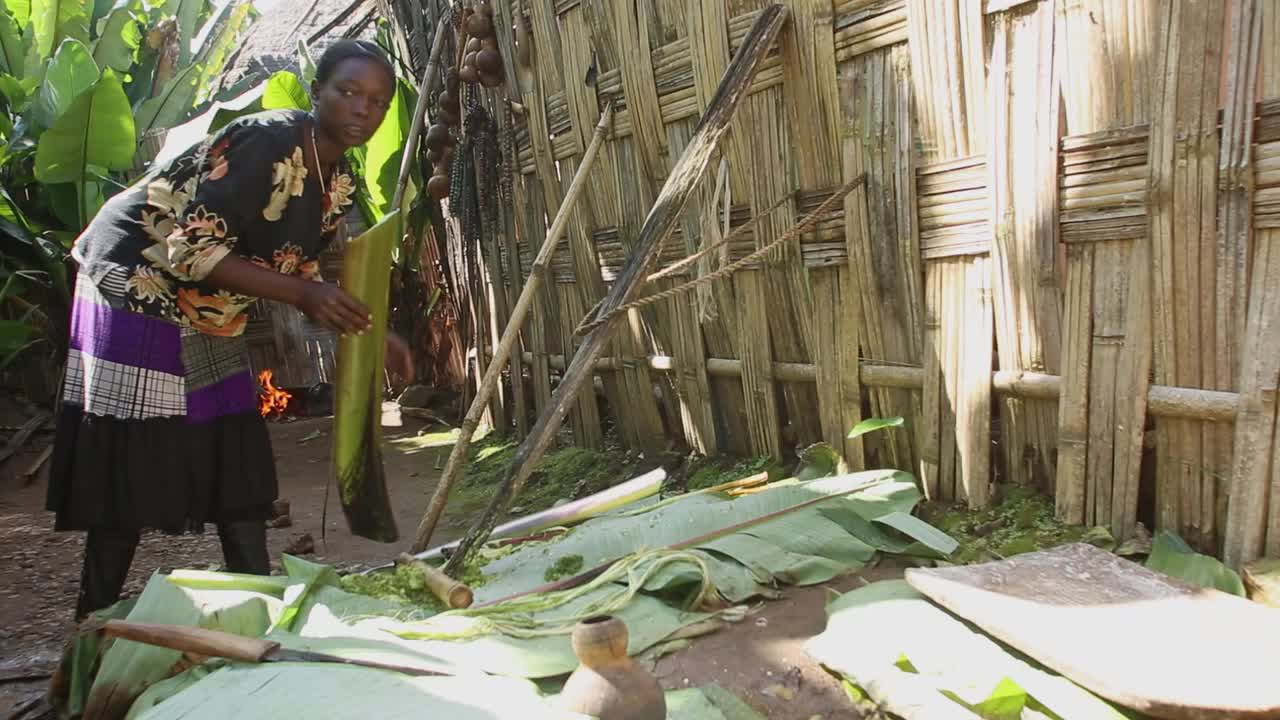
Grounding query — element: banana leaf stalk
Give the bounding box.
[333,210,402,542]
[332,18,449,543]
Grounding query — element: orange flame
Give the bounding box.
[257,369,292,417]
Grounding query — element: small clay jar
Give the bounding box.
[557,616,666,720]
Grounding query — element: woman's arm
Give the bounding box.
[205,254,372,335]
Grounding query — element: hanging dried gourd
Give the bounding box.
[464,6,493,37]
[427,168,451,200]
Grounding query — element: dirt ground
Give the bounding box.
[0,413,888,718]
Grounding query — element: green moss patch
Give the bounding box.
[683,455,786,491]
[339,565,447,611]
[543,554,585,582]
[443,435,651,522]
[919,484,1113,564]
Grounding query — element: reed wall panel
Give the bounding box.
[457,0,1280,563]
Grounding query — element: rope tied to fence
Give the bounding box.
[574,173,868,336]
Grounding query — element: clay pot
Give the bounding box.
[557,616,665,720]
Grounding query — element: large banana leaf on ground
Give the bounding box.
[333,210,401,542]
[472,471,949,604]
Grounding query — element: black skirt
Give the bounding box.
[45,274,278,533]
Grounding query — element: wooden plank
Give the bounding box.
[444,5,791,577]
[906,543,1280,719]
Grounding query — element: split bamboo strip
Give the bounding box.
[746,84,820,448]
[1226,227,1280,566]
[783,0,857,461]
[838,46,923,471]
[1147,0,1225,550]
[1056,242,1092,524]
[906,0,991,506]
[692,0,785,456]
[1214,0,1262,555]
[684,1,752,455]
[557,7,664,453]
[987,1,1061,491]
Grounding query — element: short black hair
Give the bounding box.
[314,39,395,86]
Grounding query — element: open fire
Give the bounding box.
[257,369,292,417]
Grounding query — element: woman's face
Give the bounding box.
[312,57,394,149]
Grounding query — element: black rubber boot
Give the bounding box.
[76,528,141,621]
[216,520,270,575]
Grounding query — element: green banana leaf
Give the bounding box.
[133,61,201,139]
[1145,530,1246,596]
[0,9,24,77]
[6,0,28,29]
[473,471,922,604]
[849,415,905,440]
[296,38,315,83]
[666,685,767,720]
[128,664,585,720]
[90,0,140,72]
[31,37,96,130]
[261,69,308,111]
[34,68,134,187]
[191,0,250,105]
[28,0,88,62]
[332,209,401,542]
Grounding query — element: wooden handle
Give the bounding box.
[397,553,474,609]
[102,621,280,663]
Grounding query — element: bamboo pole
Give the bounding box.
[409,104,616,554]
[392,16,449,214]
[442,6,790,579]
[505,350,1241,423]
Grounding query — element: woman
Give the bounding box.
[47,39,413,620]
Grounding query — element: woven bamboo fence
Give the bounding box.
[450,0,1279,565]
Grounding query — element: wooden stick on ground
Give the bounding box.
[442,5,790,579]
[0,412,49,467]
[410,103,616,553]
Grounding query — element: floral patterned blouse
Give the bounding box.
[71,109,357,337]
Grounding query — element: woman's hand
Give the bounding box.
[385,331,415,383]
[298,282,372,335]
